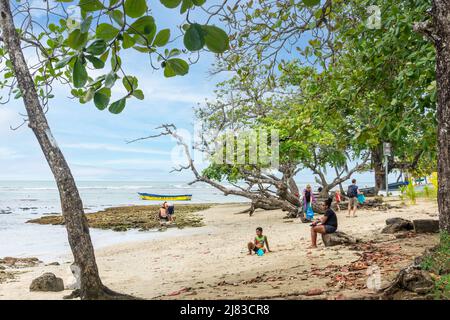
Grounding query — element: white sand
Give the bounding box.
[0,199,440,300]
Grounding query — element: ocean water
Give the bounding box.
[0,180,247,262]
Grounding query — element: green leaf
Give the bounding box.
[80,16,93,33]
[55,55,74,69]
[163,64,176,77]
[79,0,104,11]
[124,0,147,18]
[109,10,124,26]
[85,55,105,69]
[203,25,229,53]
[86,40,107,55]
[94,88,111,110]
[192,0,206,5]
[302,0,320,7]
[67,29,88,50]
[183,24,205,51]
[73,57,88,88]
[96,23,120,41]
[128,16,156,35]
[180,0,194,14]
[122,76,138,91]
[104,71,117,88]
[153,29,170,47]
[132,89,144,100]
[109,98,126,114]
[160,0,182,8]
[80,88,95,103]
[122,33,136,49]
[166,58,189,76]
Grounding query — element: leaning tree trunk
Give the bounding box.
[433,0,450,233]
[372,148,386,195]
[0,0,127,299]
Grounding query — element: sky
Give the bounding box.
[0,1,230,182]
[0,1,386,185]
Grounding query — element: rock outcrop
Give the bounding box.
[29,273,64,292]
[381,218,414,234]
[321,231,359,247]
[413,219,440,234]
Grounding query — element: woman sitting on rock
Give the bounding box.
[309,198,338,249]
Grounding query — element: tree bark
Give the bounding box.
[0,0,126,299]
[433,0,450,233]
[372,147,386,195]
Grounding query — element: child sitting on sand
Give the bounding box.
[247,227,271,255]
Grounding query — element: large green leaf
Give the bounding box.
[73,57,88,88]
[79,0,104,11]
[124,0,148,18]
[86,40,107,55]
[203,25,229,53]
[55,55,75,69]
[122,33,136,49]
[85,55,105,69]
[183,24,205,51]
[160,0,182,8]
[122,76,138,91]
[94,88,111,110]
[104,71,117,88]
[128,16,156,45]
[96,23,120,41]
[302,0,321,7]
[166,58,189,76]
[153,29,170,47]
[132,89,145,100]
[67,29,88,50]
[192,0,206,5]
[109,98,126,114]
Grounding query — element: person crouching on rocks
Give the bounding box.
[308,198,338,249]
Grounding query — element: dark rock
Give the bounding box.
[29,273,64,292]
[401,269,434,294]
[413,219,439,233]
[46,262,60,266]
[386,217,412,225]
[0,266,5,270]
[321,231,358,247]
[382,218,413,234]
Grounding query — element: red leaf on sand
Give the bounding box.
[168,287,189,296]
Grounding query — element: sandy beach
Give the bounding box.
[0,199,440,300]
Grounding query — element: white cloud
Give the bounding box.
[0,147,22,160]
[61,143,170,156]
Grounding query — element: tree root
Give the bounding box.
[63,286,143,300]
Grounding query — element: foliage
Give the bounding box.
[0,0,229,114]
[421,232,450,299]
[405,181,417,204]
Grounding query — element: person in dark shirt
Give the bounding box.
[347,179,360,218]
[309,198,338,248]
[302,184,315,221]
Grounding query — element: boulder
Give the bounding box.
[29,272,64,292]
[381,218,413,234]
[386,217,412,225]
[413,219,439,234]
[321,231,358,247]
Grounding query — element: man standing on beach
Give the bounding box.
[347,179,359,218]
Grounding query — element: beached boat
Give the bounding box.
[138,193,192,201]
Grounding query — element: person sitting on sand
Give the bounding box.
[309,198,338,249]
[159,202,169,222]
[247,227,271,255]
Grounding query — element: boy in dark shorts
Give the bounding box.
[309,198,338,248]
[247,227,271,255]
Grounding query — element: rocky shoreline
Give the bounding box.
[26,203,213,231]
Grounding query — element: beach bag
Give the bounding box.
[347,185,358,197]
[306,203,314,220]
[357,194,366,204]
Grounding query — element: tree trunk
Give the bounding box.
[372,148,386,195]
[0,1,128,299]
[433,0,450,233]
